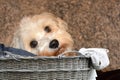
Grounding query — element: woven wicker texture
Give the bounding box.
[0,0,120,71]
[0,57,91,80]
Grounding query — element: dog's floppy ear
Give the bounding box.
[57,17,68,31]
[11,17,31,49]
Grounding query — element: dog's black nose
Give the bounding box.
[49,39,59,49]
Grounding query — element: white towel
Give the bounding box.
[79,48,110,80]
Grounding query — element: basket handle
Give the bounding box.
[58,50,85,58]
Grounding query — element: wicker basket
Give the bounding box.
[0,51,91,80]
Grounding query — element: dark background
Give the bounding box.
[0,0,120,76]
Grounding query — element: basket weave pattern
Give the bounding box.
[0,57,91,80]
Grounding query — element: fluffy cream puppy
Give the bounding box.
[11,13,74,56]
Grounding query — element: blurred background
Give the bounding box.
[0,0,120,79]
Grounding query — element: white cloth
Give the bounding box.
[79,48,110,80]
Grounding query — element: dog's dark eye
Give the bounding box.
[30,40,38,48]
[44,26,51,33]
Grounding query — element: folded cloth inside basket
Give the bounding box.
[0,44,36,58]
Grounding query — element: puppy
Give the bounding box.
[11,12,74,56]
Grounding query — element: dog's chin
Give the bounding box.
[55,47,71,56]
[56,48,65,55]
[56,46,77,56]
[36,47,70,56]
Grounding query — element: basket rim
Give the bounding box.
[0,56,90,60]
[0,68,91,72]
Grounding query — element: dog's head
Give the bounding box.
[11,13,74,56]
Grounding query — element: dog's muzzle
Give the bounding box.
[49,39,59,49]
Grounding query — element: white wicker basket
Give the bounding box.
[0,51,91,80]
